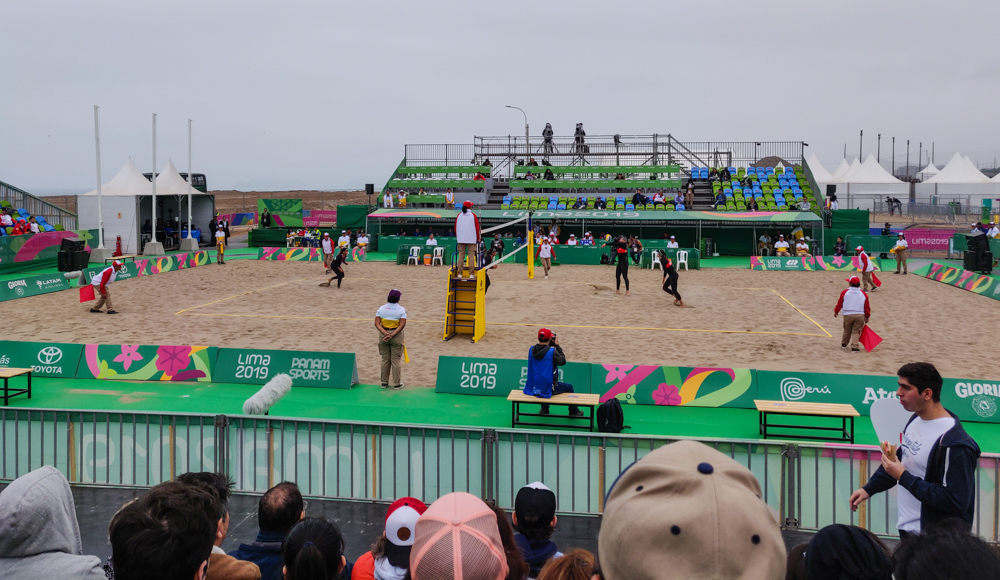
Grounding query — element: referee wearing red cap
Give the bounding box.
[834,276,870,352]
[524,328,582,416]
[90,260,124,314]
[454,201,481,278]
[856,245,877,291]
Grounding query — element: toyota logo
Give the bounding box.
[38,347,63,365]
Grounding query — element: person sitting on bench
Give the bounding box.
[524,328,582,417]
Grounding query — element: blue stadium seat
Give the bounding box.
[765,167,775,174]
[557,203,566,210]
[547,202,557,210]
[625,204,635,211]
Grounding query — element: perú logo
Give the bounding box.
[973,396,997,418]
[38,347,63,365]
[780,377,831,401]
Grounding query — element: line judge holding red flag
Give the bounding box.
[855,245,880,292]
[89,260,124,315]
[834,275,870,352]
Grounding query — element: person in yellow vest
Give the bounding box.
[444,188,455,209]
[215,224,227,265]
[892,233,908,274]
[397,190,408,208]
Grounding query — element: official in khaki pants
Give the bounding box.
[90,260,124,315]
[893,233,908,274]
[375,289,407,389]
[834,276,871,353]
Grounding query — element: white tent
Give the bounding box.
[805,153,836,183]
[78,159,214,254]
[918,161,939,179]
[841,154,901,184]
[838,157,864,182]
[831,159,852,180]
[991,171,1000,183]
[925,152,991,184]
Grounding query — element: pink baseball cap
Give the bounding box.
[410,492,507,580]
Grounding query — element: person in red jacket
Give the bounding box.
[90,260,124,314]
[834,276,871,352]
[352,497,427,580]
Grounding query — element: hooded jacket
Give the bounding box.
[513,534,561,580]
[863,410,981,532]
[0,466,105,579]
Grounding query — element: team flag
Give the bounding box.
[859,326,883,352]
[79,285,95,302]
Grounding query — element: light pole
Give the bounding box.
[505,106,529,161]
[877,134,881,163]
[859,130,863,160]
[892,137,896,178]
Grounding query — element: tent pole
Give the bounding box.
[94,106,105,249]
[151,113,157,242]
[187,119,193,239]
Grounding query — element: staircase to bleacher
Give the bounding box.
[690,178,715,210]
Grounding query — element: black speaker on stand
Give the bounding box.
[365,183,375,211]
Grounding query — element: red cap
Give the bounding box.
[384,497,427,547]
[538,328,553,341]
[463,201,473,208]
[846,276,860,285]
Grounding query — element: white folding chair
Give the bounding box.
[650,250,662,270]
[406,246,421,265]
[431,247,444,266]
[677,250,689,270]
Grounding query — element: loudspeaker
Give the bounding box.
[57,251,71,272]
[968,232,990,253]
[60,237,86,253]
[71,250,90,271]
[365,183,375,196]
[826,184,837,197]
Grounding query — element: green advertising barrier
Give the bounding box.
[258,199,304,227]
[435,356,592,396]
[81,251,212,285]
[1,272,71,301]
[76,344,217,382]
[0,340,83,378]
[0,229,98,275]
[916,262,1000,302]
[944,378,1000,423]
[755,370,900,416]
[214,348,358,389]
[593,364,756,408]
[750,255,884,272]
[378,236,458,255]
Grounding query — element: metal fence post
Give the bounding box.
[214,415,229,477]
[782,444,800,530]
[482,429,497,503]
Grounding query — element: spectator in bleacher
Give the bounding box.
[684,187,694,208]
[28,216,40,233]
[796,238,812,257]
[667,235,679,249]
[685,177,694,191]
[11,220,26,235]
[708,168,719,181]
[512,482,563,578]
[631,189,648,206]
[483,158,493,176]
[581,232,593,246]
[0,208,12,228]
[987,222,999,238]
[721,167,731,181]
[543,124,554,157]
[651,191,666,207]
[774,235,791,256]
[230,482,306,580]
[410,492,509,580]
[893,526,1000,580]
[832,236,847,256]
[529,157,539,167]
[176,472,261,580]
[352,498,426,580]
[413,227,423,237]
[746,197,758,211]
[673,192,686,210]
[594,196,606,210]
[0,466,106,580]
[445,188,455,209]
[714,190,727,209]
[455,201,481,276]
[598,441,786,580]
[283,517,348,580]
[397,190,408,207]
[566,234,578,245]
[515,232,525,245]
[800,524,892,580]
[426,233,438,246]
[383,191,393,208]
[109,480,218,580]
[417,188,426,197]
[572,196,586,210]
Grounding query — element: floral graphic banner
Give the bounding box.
[259,247,322,261]
[76,344,217,382]
[81,251,212,286]
[913,262,1000,302]
[750,256,881,271]
[594,364,756,408]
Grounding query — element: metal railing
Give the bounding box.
[0,180,78,230]
[3,408,997,541]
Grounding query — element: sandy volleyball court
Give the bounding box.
[3,259,990,387]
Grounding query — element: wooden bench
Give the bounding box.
[755,400,860,443]
[0,368,32,406]
[507,390,601,431]
[105,254,137,264]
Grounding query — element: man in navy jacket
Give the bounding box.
[849,363,980,537]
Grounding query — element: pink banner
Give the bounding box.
[303,217,321,227]
[310,210,338,221]
[903,228,955,251]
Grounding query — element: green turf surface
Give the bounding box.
[8,377,1000,451]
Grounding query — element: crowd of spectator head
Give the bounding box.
[1,439,997,580]
[0,206,45,235]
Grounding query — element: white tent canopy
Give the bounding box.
[918,161,939,179]
[831,159,852,180]
[81,157,151,197]
[838,157,863,182]
[925,152,991,184]
[155,159,208,196]
[805,153,836,183]
[841,154,901,184]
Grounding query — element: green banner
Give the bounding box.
[369,208,823,223]
[0,340,83,378]
[945,378,1000,423]
[258,199,304,227]
[917,262,1000,302]
[214,348,358,389]
[77,344,217,382]
[1,272,71,301]
[0,229,98,274]
[592,364,756,408]
[434,355,592,396]
[749,256,811,271]
[755,370,900,416]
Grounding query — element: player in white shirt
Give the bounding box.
[855,246,878,291]
[773,235,790,256]
[535,238,555,279]
[893,233,909,275]
[566,234,578,245]
[375,289,407,389]
[666,235,679,249]
[851,362,980,536]
[215,225,227,265]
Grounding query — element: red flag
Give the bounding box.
[871,272,882,288]
[859,326,882,352]
[79,284,95,302]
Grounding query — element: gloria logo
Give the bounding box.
[8,279,27,290]
[954,382,1000,398]
[779,377,831,401]
[973,396,997,418]
[38,347,63,364]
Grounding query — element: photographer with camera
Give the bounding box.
[523,328,582,417]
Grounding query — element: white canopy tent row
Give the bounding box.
[915,152,999,208]
[918,161,939,179]
[78,158,216,254]
[822,154,908,211]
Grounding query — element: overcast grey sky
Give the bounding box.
[2,0,998,193]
